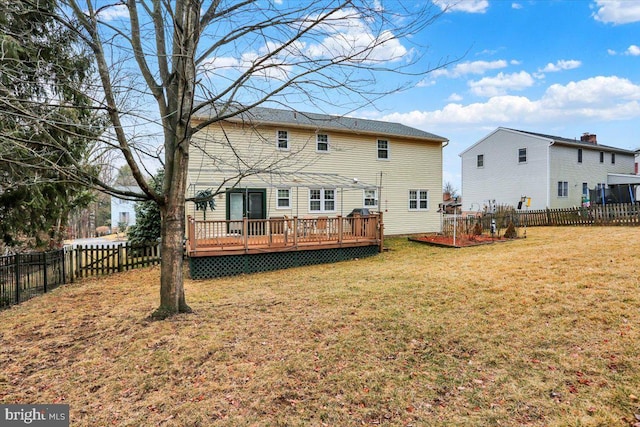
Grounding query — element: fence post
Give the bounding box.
[14,253,20,305]
[43,252,48,293]
[118,244,123,272]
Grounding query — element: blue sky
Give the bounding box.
[359,0,640,194]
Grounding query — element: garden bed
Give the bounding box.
[409,233,511,248]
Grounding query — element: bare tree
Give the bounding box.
[8,0,451,318]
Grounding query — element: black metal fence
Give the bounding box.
[0,243,160,310]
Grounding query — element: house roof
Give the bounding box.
[503,128,636,154]
[460,127,636,156]
[193,104,448,143]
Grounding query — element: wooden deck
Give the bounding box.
[186,214,383,257]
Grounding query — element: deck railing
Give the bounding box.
[187,214,383,256]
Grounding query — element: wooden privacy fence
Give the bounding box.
[0,242,160,309]
[443,203,640,234]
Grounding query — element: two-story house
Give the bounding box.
[460,127,639,212]
[187,105,448,235]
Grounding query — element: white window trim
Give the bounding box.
[408,189,429,211]
[477,154,484,168]
[308,188,336,213]
[557,181,568,198]
[276,188,291,210]
[276,129,289,151]
[363,188,378,209]
[316,133,330,153]
[377,139,390,160]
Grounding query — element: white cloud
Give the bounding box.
[592,0,640,24]
[432,60,509,78]
[434,0,489,14]
[512,3,523,10]
[447,93,464,102]
[96,3,129,21]
[380,76,640,127]
[540,59,582,72]
[626,45,640,56]
[468,71,535,97]
[608,49,618,56]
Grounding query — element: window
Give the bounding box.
[276,188,290,209]
[409,189,429,210]
[363,189,378,208]
[316,134,329,152]
[377,139,389,160]
[276,130,289,150]
[611,153,616,164]
[118,212,130,224]
[557,181,568,197]
[578,148,582,163]
[477,154,484,168]
[309,188,335,212]
[582,182,588,197]
[600,151,604,163]
[518,148,527,163]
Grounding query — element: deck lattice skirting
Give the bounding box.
[186,214,384,279]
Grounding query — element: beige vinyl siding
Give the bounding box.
[187,121,443,235]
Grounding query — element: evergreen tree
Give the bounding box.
[0,0,101,249]
[128,171,163,246]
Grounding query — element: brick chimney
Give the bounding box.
[580,133,597,144]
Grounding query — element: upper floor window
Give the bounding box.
[309,188,335,212]
[578,148,583,164]
[611,153,616,164]
[599,151,604,163]
[518,148,527,163]
[363,189,378,208]
[316,134,329,152]
[477,154,484,168]
[277,130,289,150]
[409,189,429,211]
[377,139,389,160]
[557,181,568,197]
[276,188,291,209]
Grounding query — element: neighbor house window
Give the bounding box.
[582,182,589,197]
[277,130,289,150]
[377,139,389,160]
[611,153,616,164]
[557,181,568,197]
[578,148,583,163]
[477,154,484,168]
[409,189,429,210]
[518,148,527,163]
[600,151,604,163]
[309,188,335,212]
[119,212,130,224]
[276,188,291,209]
[363,189,378,208]
[316,134,329,152]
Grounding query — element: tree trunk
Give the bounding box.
[153,195,192,319]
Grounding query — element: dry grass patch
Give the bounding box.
[1,227,639,426]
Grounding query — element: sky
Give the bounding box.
[357,0,640,195]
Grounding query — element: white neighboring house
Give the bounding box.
[110,186,139,231]
[460,128,639,212]
[187,105,449,235]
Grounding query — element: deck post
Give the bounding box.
[187,216,196,253]
[293,217,298,247]
[243,217,249,252]
[337,215,343,246]
[378,212,384,252]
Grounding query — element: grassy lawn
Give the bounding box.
[1,227,639,426]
